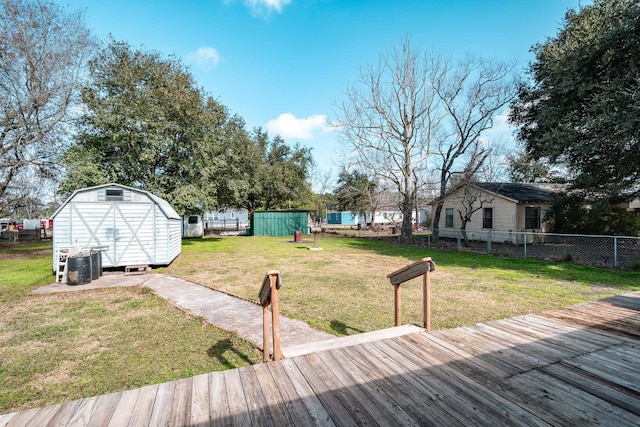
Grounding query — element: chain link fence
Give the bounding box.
[436,229,640,269]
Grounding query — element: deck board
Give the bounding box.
[3,291,640,426]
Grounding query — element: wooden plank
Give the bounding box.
[505,368,640,426]
[148,380,175,426]
[1,407,37,426]
[393,334,562,426]
[259,270,280,306]
[542,362,640,417]
[395,334,552,426]
[387,257,434,285]
[106,388,141,427]
[44,399,82,426]
[346,342,465,426]
[434,328,534,375]
[127,384,158,427]
[317,348,421,426]
[420,330,513,380]
[208,371,230,423]
[514,315,624,348]
[238,366,275,426]
[252,362,293,426]
[223,367,252,426]
[291,354,363,426]
[373,338,530,426]
[169,377,192,426]
[17,404,59,427]
[487,317,607,355]
[65,397,99,427]
[190,373,210,426]
[0,412,16,427]
[82,391,121,427]
[276,358,335,426]
[564,350,640,393]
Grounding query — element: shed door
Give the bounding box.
[70,202,155,267]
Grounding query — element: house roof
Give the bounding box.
[473,182,564,203]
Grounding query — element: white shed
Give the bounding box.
[52,183,182,270]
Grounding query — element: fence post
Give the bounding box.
[457,231,461,251]
[487,231,492,253]
[523,231,527,258]
[614,236,618,267]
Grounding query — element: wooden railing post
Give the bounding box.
[259,270,283,362]
[387,257,436,331]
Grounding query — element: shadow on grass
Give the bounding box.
[207,338,254,369]
[181,237,223,246]
[335,236,640,290]
[330,320,365,336]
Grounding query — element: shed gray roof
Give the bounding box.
[473,182,564,203]
[53,183,180,220]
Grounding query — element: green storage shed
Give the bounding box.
[250,210,310,236]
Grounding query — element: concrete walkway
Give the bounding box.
[142,274,335,351]
[34,272,335,353]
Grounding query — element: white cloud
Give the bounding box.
[186,47,221,72]
[266,113,333,140]
[244,0,291,16]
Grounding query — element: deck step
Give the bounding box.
[282,324,423,358]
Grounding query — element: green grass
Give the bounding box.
[0,241,262,414]
[166,235,640,334]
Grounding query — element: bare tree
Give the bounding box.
[335,36,447,242]
[0,0,95,202]
[431,55,516,241]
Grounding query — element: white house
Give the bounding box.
[433,182,564,242]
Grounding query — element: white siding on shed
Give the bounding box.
[52,184,181,269]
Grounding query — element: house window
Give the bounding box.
[105,189,123,201]
[525,207,541,229]
[483,208,493,229]
[188,216,199,224]
[445,208,454,228]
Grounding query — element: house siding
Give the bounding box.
[433,185,554,242]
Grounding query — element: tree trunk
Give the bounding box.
[399,192,413,242]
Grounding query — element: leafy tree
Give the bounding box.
[243,129,313,213]
[334,170,378,227]
[0,0,95,205]
[510,0,640,194]
[506,150,567,184]
[546,193,640,236]
[63,40,239,215]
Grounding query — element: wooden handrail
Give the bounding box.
[387,257,436,331]
[259,270,283,362]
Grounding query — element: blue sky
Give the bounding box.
[64,0,588,183]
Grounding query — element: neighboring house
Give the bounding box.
[620,194,640,213]
[327,211,361,225]
[433,182,564,243]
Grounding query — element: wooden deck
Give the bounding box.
[2,292,639,426]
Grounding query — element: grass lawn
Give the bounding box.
[0,241,262,414]
[164,235,640,334]
[1,235,639,414]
